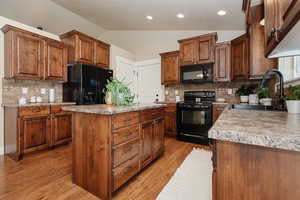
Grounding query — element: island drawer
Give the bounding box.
[113,125,140,146]
[50,105,73,114]
[112,155,139,191]
[113,138,140,168]
[140,108,164,122]
[112,112,140,130]
[19,106,50,117]
[165,104,176,113]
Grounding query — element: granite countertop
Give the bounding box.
[155,101,178,104]
[209,108,300,152]
[212,102,228,105]
[62,103,166,115]
[2,102,76,107]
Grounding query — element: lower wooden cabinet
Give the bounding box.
[52,113,72,146]
[4,105,73,161]
[164,104,177,137]
[213,104,227,123]
[20,115,51,153]
[141,121,154,168]
[152,118,165,159]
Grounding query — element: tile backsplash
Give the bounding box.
[165,81,260,104]
[2,79,63,104]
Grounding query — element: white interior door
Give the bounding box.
[137,59,164,104]
[115,56,139,103]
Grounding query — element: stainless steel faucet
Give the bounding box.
[260,69,285,110]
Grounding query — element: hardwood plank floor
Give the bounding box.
[0,137,210,200]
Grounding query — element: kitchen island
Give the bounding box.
[209,107,300,200]
[63,104,166,200]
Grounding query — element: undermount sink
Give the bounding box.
[231,104,275,111]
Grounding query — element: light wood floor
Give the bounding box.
[0,137,210,200]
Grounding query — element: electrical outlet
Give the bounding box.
[175,90,179,95]
[40,88,46,95]
[21,88,28,94]
[227,89,233,95]
[165,90,169,95]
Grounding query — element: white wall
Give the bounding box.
[0,0,107,37]
[109,45,136,73]
[99,30,245,61]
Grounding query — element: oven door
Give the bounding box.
[177,105,212,138]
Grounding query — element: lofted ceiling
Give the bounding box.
[51,0,246,30]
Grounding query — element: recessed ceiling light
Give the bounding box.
[146,15,153,20]
[177,13,185,19]
[217,10,226,16]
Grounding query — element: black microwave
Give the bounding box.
[181,64,213,84]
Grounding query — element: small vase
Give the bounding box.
[286,100,300,114]
[105,92,112,105]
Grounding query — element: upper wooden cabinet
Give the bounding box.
[60,30,110,68]
[160,51,180,85]
[178,32,217,67]
[264,0,300,56]
[248,4,278,79]
[231,34,250,81]
[45,39,68,82]
[214,42,231,82]
[2,25,67,82]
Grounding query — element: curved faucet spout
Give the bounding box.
[260,69,285,110]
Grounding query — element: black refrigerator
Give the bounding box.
[63,63,113,105]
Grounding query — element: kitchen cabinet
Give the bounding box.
[231,34,250,81]
[2,25,68,82]
[4,105,73,161]
[20,115,51,154]
[178,32,217,67]
[152,118,164,158]
[94,40,110,68]
[213,104,227,123]
[52,113,72,146]
[214,42,231,82]
[212,140,300,200]
[164,104,177,137]
[60,30,110,68]
[264,0,300,56]
[248,4,278,79]
[160,51,180,85]
[70,107,165,200]
[45,39,68,82]
[141,121,154,168]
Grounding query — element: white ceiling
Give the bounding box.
[51,0,246,30]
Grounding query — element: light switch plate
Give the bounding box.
[175,90,179,95]
[165,90,169,95]
[40,88,46,95]
[21,88,28,94]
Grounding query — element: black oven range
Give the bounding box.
[177,91,215,145]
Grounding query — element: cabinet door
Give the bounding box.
[20,115,51,154]
[52,113,72,146]
[12,31,44,79]
[94,41,110,68]
[231,34,250,81]
[76,34,94,64]
[214,42,231,82]
[264,0,278,46]
[45,40,68,82]
[179,40,197,66]
[164,112,177,137]
[141,121,153,168]
[161,51,180,85]
[153,118,164,159]
[196,36,215,64]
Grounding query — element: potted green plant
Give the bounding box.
[285,85,300,114]
[257,88,272,106]
[103,78,135,106]
[236,85,255,103]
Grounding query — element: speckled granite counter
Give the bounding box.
[62,104,166,115]
[209,108,300,152]
[2,102,76,107]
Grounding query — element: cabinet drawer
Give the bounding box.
[112,112,140,130]
[165,104,176,113]
[112,155,139,191]
[113,125,139,146]
[140,108,164,122]
[19,106,50,117]
[50,105,73,114]
[113,139,140,168]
